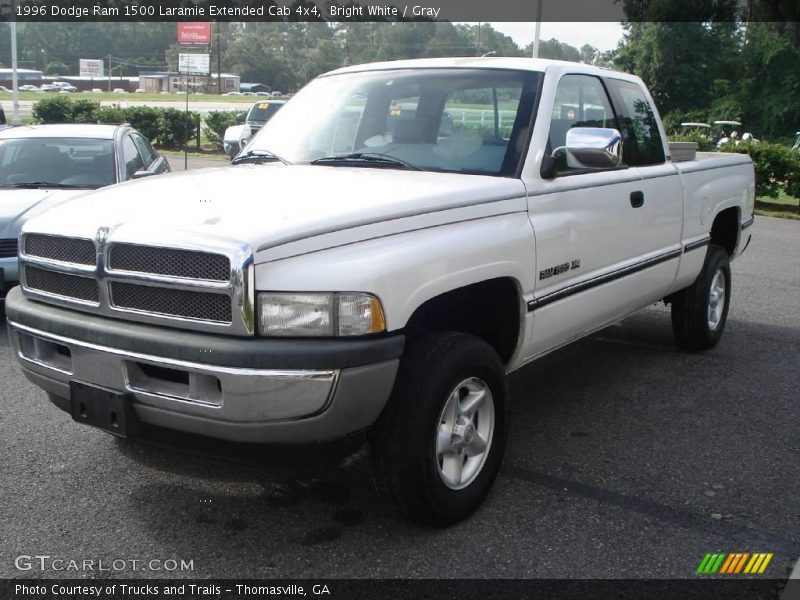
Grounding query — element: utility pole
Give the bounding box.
[107,54,112,91]
[10,20,20,124]
[216,22,222,95]
[532,0,543,58]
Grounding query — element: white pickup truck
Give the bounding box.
[6,58,755,524]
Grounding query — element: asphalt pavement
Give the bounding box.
[1,217,798,582]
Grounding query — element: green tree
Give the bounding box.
[614,22,741,115]
[44,61,70,76]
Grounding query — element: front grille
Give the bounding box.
[108,244,230,282]
[25,266,99,302]
[111,282,232,323]
[0,238,17,258]
[24,234,96,265]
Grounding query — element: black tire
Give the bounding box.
[370,331,509,525]
[671,244,731,351]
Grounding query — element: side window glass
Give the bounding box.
[548,75,616,174]
[131,133,157,167]
[121,135,145,180]
[607,79,665,166]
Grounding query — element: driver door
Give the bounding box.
[523,74,648,357]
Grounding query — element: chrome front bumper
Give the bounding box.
[5,288,402,443]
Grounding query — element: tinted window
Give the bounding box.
[0,137,115,188]
[121,134,145,180]
[131,133,157,167]
[606,79,665,166]
[548,74,617,174]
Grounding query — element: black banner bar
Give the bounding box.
[2,578,797,600]
[0,0,798,22]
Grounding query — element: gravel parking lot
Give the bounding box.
[1,217,797,582]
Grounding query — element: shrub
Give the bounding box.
[95,105,127,124]
[158,108,201,149]
[70,98,101,123]
[32,96,101,123]
[720,141,800,200]
[32,96,75,123]
[122,106,162,142]
[203,110,240,148]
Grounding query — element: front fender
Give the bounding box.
[253,213,536,332]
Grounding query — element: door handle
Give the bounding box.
[630,191,644,208]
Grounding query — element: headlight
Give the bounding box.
[257,292,386,337]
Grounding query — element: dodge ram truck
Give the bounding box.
[5,58,755,524]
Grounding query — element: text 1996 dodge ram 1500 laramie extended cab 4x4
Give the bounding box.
[6,58,755,524]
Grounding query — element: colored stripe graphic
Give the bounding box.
[734,553,750,573]
[697,554,713,574]
[719,554,736,574]
[711,554,726,573]
[720,552,742,575]
[758,554,773,574]
[698,552,774,575]
[703,554,726,574]
[745,554,761,574]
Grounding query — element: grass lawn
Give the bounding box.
[755,190,800,219]
[757,190,799,207]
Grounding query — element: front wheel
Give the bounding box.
[370,332,509,525]
[671,244,731,351]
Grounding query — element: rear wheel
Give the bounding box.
[671,244,731,351]
[371,331,509,525]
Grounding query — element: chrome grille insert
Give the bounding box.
[111,282,232,323]
[108,244,230,281]
[19,230,253,335]
[25,266,99,303]
[24,234,96,265]
[0,238,17,258]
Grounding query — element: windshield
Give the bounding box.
[0,137,116,189]
[247,102,284,123]
[246,68,540,177]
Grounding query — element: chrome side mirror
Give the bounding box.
[556,127,623,170]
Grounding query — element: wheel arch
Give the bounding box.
[402,276,525,367]
[710,205,741,257]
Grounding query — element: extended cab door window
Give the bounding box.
[605,79,665,166]
[547,74,617,175]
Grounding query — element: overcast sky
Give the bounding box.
[488,22,625,52]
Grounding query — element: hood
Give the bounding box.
[23,165,527,259]
[0,188,89,239]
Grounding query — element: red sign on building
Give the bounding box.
[177,22,212,45]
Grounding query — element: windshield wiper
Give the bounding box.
[231,149,289,165]
[0,182,94,189]
[310,153,420,171]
